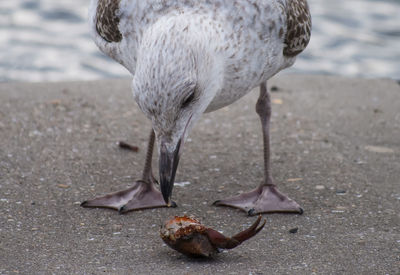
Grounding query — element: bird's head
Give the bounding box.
[132,23,223,205]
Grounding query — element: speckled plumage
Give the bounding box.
[95,0,122,43]
[89,0,311,144]
[283,0,312,56]
[84,0,311,213]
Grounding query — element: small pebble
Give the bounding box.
[57,184,69,189]
[113,224,123,231]
[364,145,394,154]
[272,98,283,105]
[289,227,298,234]
[270,86,280,92]
[118,141,139,152]
[287,178,303,182]
[174,181,191,187]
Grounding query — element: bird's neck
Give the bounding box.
[139,13,224,106]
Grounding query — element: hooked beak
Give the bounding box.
[159,139,182,206]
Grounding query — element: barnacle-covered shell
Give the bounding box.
[160,216,215,257]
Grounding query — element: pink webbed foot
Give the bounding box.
[81,180,176,213]
[213,185,303,215]
[81,133,177,213]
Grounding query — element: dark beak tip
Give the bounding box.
[159,139,182,207]
[160,177,172,204]
[162,192,170,205]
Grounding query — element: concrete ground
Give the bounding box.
[0,75,399,274]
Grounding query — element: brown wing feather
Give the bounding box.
[96,0,122,43]
[283,0,311,57]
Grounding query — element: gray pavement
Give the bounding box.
[0,75,399,274]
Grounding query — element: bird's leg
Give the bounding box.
[81,130,175,213]
[214,82,303,215]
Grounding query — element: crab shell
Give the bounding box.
[160,215,265,257]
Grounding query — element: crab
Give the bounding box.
[160,215,266,257]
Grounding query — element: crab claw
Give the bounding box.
[160,215,266,257]
[205,215,266,249]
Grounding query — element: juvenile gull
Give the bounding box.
[82,0,311,214]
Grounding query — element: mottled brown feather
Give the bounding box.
[283,0,311,57]
[96,0,122,43]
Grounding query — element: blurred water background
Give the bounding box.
[0,0,399,82]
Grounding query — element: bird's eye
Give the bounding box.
[181,92,195,109]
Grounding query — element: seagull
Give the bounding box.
[82,0,311,215]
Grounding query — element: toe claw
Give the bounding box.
[247,208,256,216]
[80,201,88,207]
[118,205,126,214]
[169,201,178,208]
[298,208,304,215]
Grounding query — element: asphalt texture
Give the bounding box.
[0,75,399,274]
